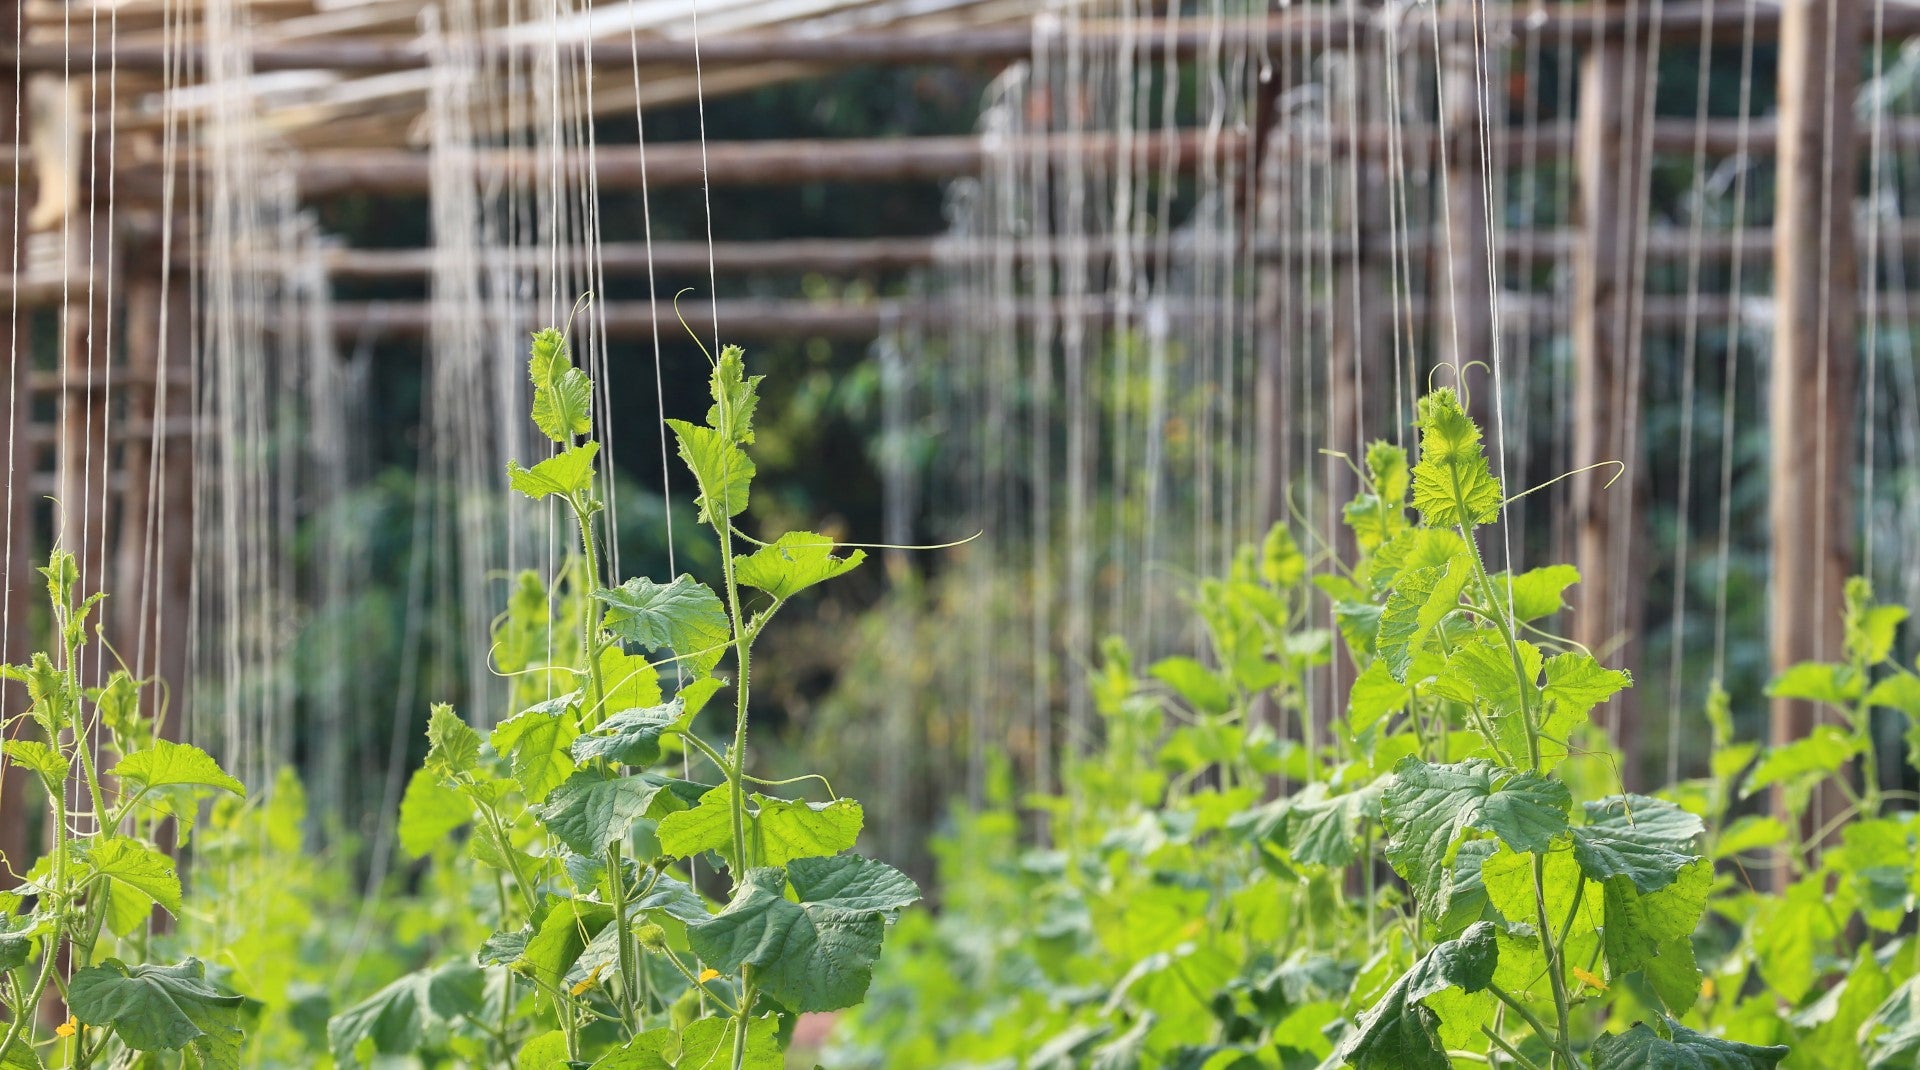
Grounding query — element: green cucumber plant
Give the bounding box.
[841,384,1833,1069]
[329,327,918,1068]
[0,549,251,1069]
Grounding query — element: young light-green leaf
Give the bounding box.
[1376,555,1472,683]
[667,420,754,523]
[527,329,592,443]
[82,837,184,919]
[112,739,244,797]
[705,345,763,446]
[1409,388,1503,529]
[490,697,582,803]
[508,442,600,502]
[734,532,865,602]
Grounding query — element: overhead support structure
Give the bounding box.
[1571,0,1652,787]
[10,3,1920,75]
[1769,0,1860,863]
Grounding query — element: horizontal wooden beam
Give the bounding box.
[222,219,1920,281]
[11,5,1918,75]
[317,290,1920,343]
[121,130,1236,199]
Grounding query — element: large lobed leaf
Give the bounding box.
[1331,921,1498,1070]
[1381,759,1571,916]
[69,958,244,1064]
[687,855,918,1012]
[596,575,730,679]
[1589,1019,1788,1070]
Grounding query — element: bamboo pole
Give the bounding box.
[1769,0,1860,868]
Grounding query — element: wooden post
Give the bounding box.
[0,0,37,879]
[1770,0,1860,858]
[1328,28,1390,717]
[1572,5,1651,786]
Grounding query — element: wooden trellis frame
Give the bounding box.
[0,0,1894,868]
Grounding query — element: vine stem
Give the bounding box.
[1451,481,1574,1062]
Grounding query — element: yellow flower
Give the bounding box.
[1570,966,1608,992]
[698,968,721,983]
[56,1017,78,1038]
[570,963,607,996]
[1701,976,1717,1000]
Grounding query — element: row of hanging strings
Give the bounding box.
[5,0,1920,924]
[875,0,1920,836]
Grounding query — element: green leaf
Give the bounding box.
[1261,522,1307,587]
[1330,921,1498,1070]
[534,768,681,855]
[1597,861,1710,999]
[596,575,730,679]
[656,787,734,863]
[1542,652,1632,722]
[326,960,482,1068]
[528,328,592,443]
[3,739,68,790]
[734,532,865,601]
[490,696,581,803]
[1368,440,1411,504]
[705,345,763,446]
[1570,795,1704,894]
[1151,656,1233,716]
[1409,388,1503,529]
[677,1015,782,1070]
[0,1039,40,1070]
[1428,636,1544,759]
[756,795,864,867]
[656,789,863,869]
[68,958,244,1056]
[111,739,244,797]
[1381,759,1570,915]
[1376,556,1472,683]
[1589,1019,1787,1070]
[1743,725,1862,811]
[1347,660,1411,733]
[82,837,183,919]
[517,1031,572,1070]
[519,898,616,992]
[1845,578,1907,665]
[508,441,600,501]
[668,420,754,523]
[1490,564,1580,622]
[687,856,917,1012]
[571,699,688,767]
[1766,661,1863,706]
[1863,977,1920,1069]
[425,703,483,779]
[397,765,470,858]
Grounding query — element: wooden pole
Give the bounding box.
[0,0,37,881]
[1770,0,1860,863]
[1571,4,1651,785]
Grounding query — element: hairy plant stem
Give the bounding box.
[1452,505,1576,1064]
[704,417,758,1070]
